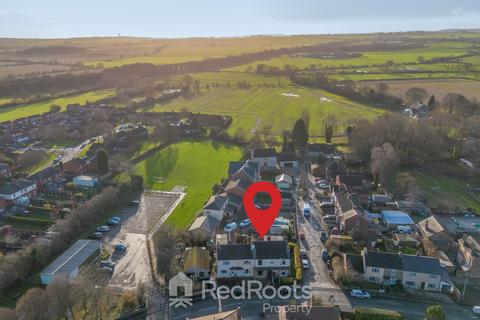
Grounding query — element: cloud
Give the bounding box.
[450,6,465,16]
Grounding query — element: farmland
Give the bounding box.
[128,140,243,229]
[0,90,115,122]
[145,72,385,137]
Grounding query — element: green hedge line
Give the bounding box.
[6,216,54,226]
[354,307,404,320]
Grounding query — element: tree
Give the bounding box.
[425,305,446,320]
[442,93,468,114]
[46,276,77,320]
[291,118,308,149]
[375,83,389,95]
[370,143,399,189]
[427,95,436,108]
[15,287,51,320]
[153,225,180,281]
[0,308,16,320]
[96,148,109,174]
[405,87,428,105]
[324,115,337,144]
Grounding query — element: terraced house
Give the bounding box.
[361,248,453,293]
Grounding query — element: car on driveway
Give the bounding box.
[239,219,251,228]
[100,260,116,268]
[320,230,328,241]
[96,226,109,232]
[224,222,237,233]
[350,289,371,299]
[114,244,128,252]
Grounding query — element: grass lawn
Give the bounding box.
[0,90,115,123]
[144,72,385,137]
[21,151,57,175]
[409,170,480,212]
[129,140,243,229]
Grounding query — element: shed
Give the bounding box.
[73,175,98,188]
[275,174,293,190]
[183,246,210,279]
[40,240,101,285]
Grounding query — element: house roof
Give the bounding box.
[336,191,354,213]
[364,250,443,275]
[204,195,227,211]
[418,216,445,237]
[307,143,335,154]
[345,254,364,274]
[275,173,293,185]
[382,211,414,225]
[183,246,209,271]
[252,148,276,158]
[228,161,243,176]
[337,174,364,187]
[342,208,361,220]
[254,240,289,259]
[217,243,253,260]
[277,152,299,162]
[0,179,35,196]
[28,166,61,182]
[190,308,240,320]
[371,194,393,203]
[188,215,219,233]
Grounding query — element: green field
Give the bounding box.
[0,90,115,122]
[130,140,243,229]
[411,171,480,212]
[146,72,384,137]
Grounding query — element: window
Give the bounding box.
[257,270,263,276]
[427,283,436,289]
[258,260,263,266]
[245,269,249,274]
[221,270,227,274]
[223,261,230,266]
[429,274,437,279]
[372,268,380,273]
[244,260,250,265]
[282,260,286,265]
[405,281,415,286]
[369,276,379,282]
[408,272,416,276]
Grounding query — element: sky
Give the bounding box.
[1,0,480,38]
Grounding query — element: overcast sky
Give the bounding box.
[1,0,480,38]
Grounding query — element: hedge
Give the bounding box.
[288,242,302,281]
[6,215,54,226]
[354,307,404,320]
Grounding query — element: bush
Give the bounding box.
[6,216,53,226]
[355,307,404,320]
[288,242,302,281]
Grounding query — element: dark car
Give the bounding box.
[322,249,331,262]
[89,232,103,239]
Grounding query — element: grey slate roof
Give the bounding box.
[204,195,227,210]
[277,152,300,162]
[252,148,276,158]
[228,161,243,176]
[217,244,253,260]
[40,240,101,277]
[364,250,443,275]
[0,179,35,196]
[28,166,61,182]
[254,240,289,259]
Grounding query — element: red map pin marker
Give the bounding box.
[243,181,282,237]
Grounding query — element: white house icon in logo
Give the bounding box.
[169,272,193,308]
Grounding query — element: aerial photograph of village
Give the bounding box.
[0,1,480,319]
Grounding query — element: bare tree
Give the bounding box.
[405,87,428,105]
[0,308,17,320]
[153,225,180,281]
[375,83,389,95]
[370,143,399,189]
[15,288,51,320]
[442,93,468,114]
[46,276,77,320]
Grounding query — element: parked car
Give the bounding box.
[106,218,120,226]
[224,222,237,233]
[239,219,251,228]
[127,200,140,207]
[100,260,116,268]
[323,215,336,221]
[114,244,128,252]
[350,289,371,299]
[89,232,103,239]
[300,250,308,259]
[473,306,480,314]
[322,249,331,261]
[302,259,310,269]
[102,266,114,274]
[111,216,121,222]
[96,226,110,232]
[320,230,328,241]
[303,203,310,214]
